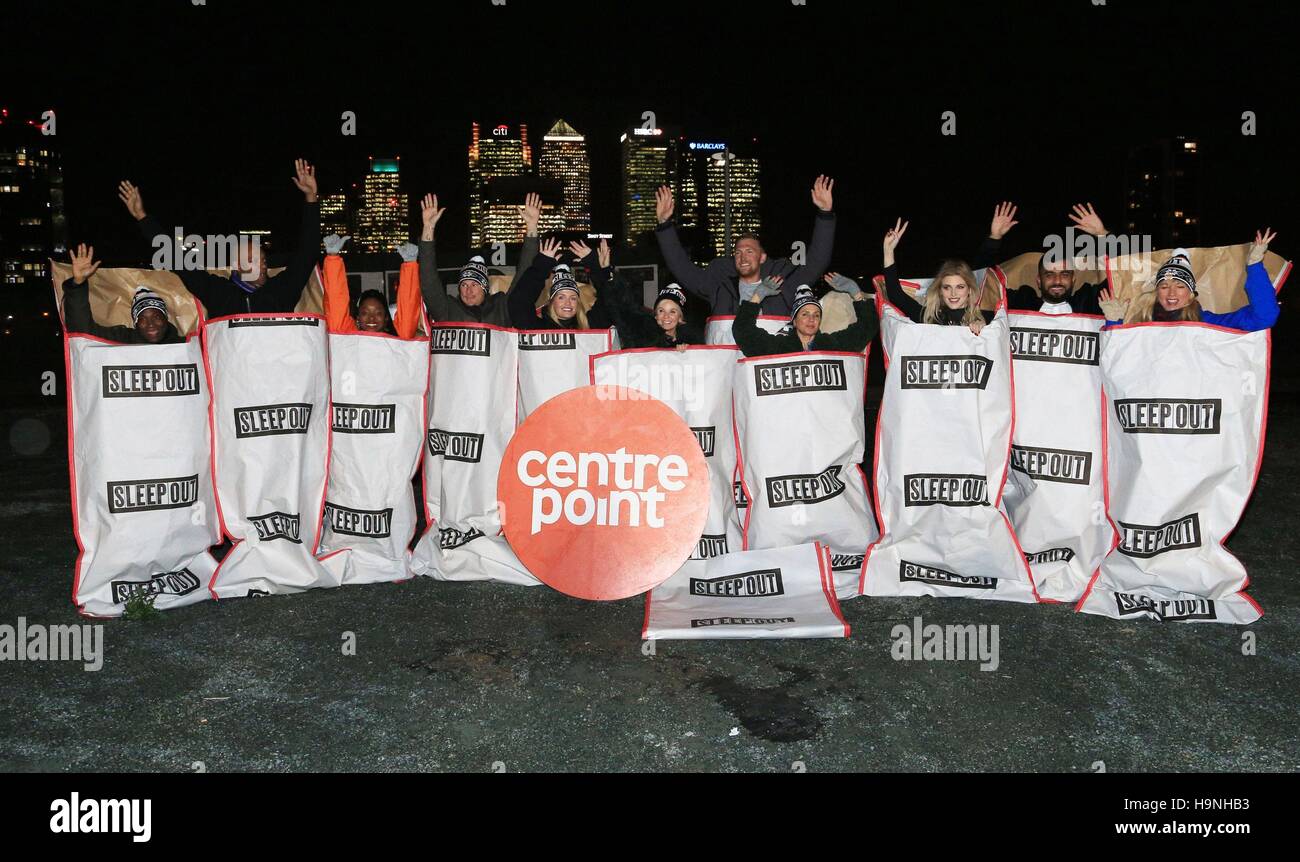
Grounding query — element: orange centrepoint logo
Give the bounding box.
[498,385,710,600]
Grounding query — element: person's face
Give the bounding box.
[1037,263,1076,302]
[135,308,167,343]
[239,239,268,286]
[654,299,682,333]
[794,305,821,338]
[940,275,970,309]
[357,297,388,332]
[459,278,486,307]
[733,238,766,279]
[551,290,578,320]
[1156,278,1192,312]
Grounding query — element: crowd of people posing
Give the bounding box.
[60,160,1282,352]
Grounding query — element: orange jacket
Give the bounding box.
[322,255,423,338]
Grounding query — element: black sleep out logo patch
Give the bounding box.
[101,364,200,397]
[324,502,393,538]
[766,466,846,507]
[691,426,716,457]
[249,511,301,543]
[1118,514,1201,558]
[754,359,847,396]
[430,327,491,356]
[690,616,796,628]
[110,568,202,604]
[689,568,785,598]
[904,473,989,506]
[107,474,200,514]
[1024,548,1075,565]
[234,403,312,438]
[899,559,996,589]
[427,429,484,462]
[439,526,485,550]
[900,355,993,389]
[1010,445,1092,485]
[518,332,576,350]
[690,534,729,560]
[332,403,396,434]
[1114,399,1221,434]
[1009,327,1099,365]
[227,316,320,327]
[733,481,749,509]
[1113,593,1217,622]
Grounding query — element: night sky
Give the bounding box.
[7,0,1300,372]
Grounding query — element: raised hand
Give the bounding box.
[568,240,593,261]
[990,201,1019,240]
[1068,202,1107,237]
[1249,227,1277,265]
[883,218,909,267]
[1098,285,1128,321]
[70,243,101,284]
[117,180,146,221]
[539,236,562,259]
[292,159,319,202]
[743,275,784,303]
[421,193,445,241]
[323,234,351,255]
[519,192,542,236]
[824,272,860,295]
[597,238,611,269]
[655,185,674,223]
[811,175,835,212]
[396,242,419,263]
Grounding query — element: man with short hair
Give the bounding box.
[653,175,837,315]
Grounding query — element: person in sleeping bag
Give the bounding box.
[320,234,422,337]
[61,243,182,345]
[881,217,995,334]
[508,236,614,331]
[1098,230,1281,331]
[733,273,877,357]
[575,238,702,349]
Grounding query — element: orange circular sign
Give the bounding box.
[497,384,710,600]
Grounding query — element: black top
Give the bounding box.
[508,254,614,330]
[882,263,995,325]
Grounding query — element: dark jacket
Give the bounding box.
[588,263,703,348]
[973,236,1106,315]
[508,254,614,330]
[61,277,183,344]
[136,201,320,318]
[654,209,836,315]
[733,296,877,357]
[418,235,536,325]
[883,263,996,325]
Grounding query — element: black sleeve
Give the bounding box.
[883,262,924,323]
[511,235,538,292]
[824,298,879,352]
[600,270,659,346]
[732,298,788,357]
[1069,281,1106,315]
[508,254,557,327]
[1006,285,1041,310]
[779,210,837,306]
[259,200,321,310]
[418,240,452,321]
[654,219,720,307]
[60,278,137,343]
[972,236,1002,271]
[136,214,230,314]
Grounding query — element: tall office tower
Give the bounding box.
[354,157,408,253]
[469,122,531,248]
[481,176,566,246]
[705,150,761,258]
[0,108,66,288]
[621,126,675,247]
[1124,136,1201,248]
[320,192,351,249]
[539,119,591,233]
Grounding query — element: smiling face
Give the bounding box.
[1037,262,1076,302]
[794,305,821,338]
[550,290,578,321]
[135,308,167,343]
[1156,277,1193,312]
[939,275,970,309]
[733,237,767,280]
[654,299,682,334]
[356,296,388,332]
[459,278,486,307]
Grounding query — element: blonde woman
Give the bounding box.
[882,218,993,334]
[1098,229,1280,331]
[508,237,612,330]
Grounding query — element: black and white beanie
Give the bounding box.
[790,284,821,319]
[656,283,686,311]
[131,287,168,324]
[550,264,579,299]
[1156,248,1197,295]
[459,256,490,290]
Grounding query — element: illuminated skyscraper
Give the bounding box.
[539,119,591,233]
[705,151,760,258]
[354,157,408,253]
[1124,136,1201,247]
[621,126,675,246]
[320,192,351,250]
[469,122,531,247]
[0,108,65,287]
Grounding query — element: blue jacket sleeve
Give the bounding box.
[1201,262,1280,332]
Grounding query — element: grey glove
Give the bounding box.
[396,242,419,263]
[1099,296,1128,321]
[826,273,860,294]
[745,277,783,302]
[1248,241,1268,266]
[323,234,350,255]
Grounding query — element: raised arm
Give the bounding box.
[652,184,720,306]
[393,242,422,339]
[822,273,879,349]
[511,192,541,292]
[508,237,561,327]
[1212,229,1281,331]
[778,175,838,306]
[972,201,1018,270]
[259,158,322,308]
[120,178,227,311]
[61,244,134,341]
[417,193,452,320]
[321,234,355,333]
[881,218,924,321]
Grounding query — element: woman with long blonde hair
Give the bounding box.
[882,218,994,334]
[508,237,612,330]
[1098,230,1280,331]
